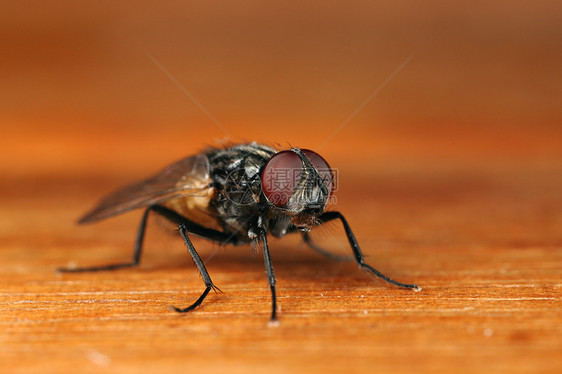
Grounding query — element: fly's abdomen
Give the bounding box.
[162,188,222,232]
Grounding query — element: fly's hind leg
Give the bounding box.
[58,205,237,273]
[57,208,151,273]
[167,223,220,313]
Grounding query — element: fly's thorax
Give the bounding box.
[206,143,277,238]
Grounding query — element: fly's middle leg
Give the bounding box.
[168,223,220,313]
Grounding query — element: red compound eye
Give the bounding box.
[301,149,334,196]
[261,149,334,207]
[261,151,302,207]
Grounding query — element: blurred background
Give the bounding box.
[2,0,560,182]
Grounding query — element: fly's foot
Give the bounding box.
[57,262,138,273]
[360,263,420,290]
[168,284,218,313]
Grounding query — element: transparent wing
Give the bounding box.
[79,154,212,224]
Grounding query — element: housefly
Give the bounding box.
[59,142,420,321]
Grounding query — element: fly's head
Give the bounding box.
[260,148,335,231]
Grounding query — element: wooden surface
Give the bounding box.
[1,155,561,374]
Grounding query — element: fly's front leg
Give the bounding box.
[259,230,278,322]
[168,223,220,313]
[58,208,151,273]
[318,211,420,291]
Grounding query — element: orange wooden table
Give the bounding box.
[1,131,560,374]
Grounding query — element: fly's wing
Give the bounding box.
[79,154,212,224]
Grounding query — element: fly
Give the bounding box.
[59,142,420,321]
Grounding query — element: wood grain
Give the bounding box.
[1,153,560,374]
